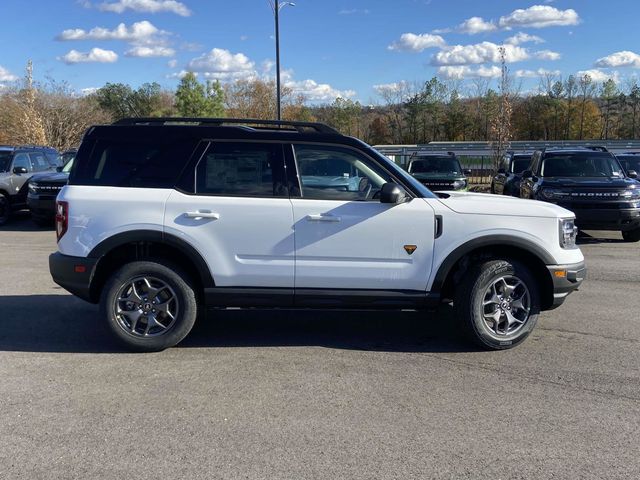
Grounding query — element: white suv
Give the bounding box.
[49,118,585,351]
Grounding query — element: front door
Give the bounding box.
[289,144,435,292]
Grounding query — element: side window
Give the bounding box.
[293,144,393,201]
[72,137,198,188]
[12,153,31,172]
[196,142,287,197]
[29,152,51,172]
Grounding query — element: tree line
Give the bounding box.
[1,61,639,152]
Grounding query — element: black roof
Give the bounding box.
[540,146,611,155]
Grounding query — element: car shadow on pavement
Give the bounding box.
[0,212,54,232]
[576,231,626,245]
[0,295,475,354]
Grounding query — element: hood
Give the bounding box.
[541,177,636,189]
[436,191,573,218]
[29,171,69,184]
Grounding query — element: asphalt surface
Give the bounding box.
[1,213,639,479]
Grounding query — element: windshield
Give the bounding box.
[409,157,461,174]
[541,153,624,178]
[62,158,74,173]
[617,156,640,174]
[0,151,11,172]
[511,157,531,174]
[61,152,76,166]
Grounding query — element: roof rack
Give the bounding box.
[538,145,609,154]
[584,146,609,153]
[112,117,341,135]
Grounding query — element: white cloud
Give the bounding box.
[595,51,640,68]
[514,68,561,78]
[534,50,561,61]
[167,59,178,68]
[505,32,544,45]
[59,48,118,64]
[95,0,191,16]
[125,46,175,57]
[57,20,166,45]
[0,65,18,82]
[281,70,355,101]
[432,42,529,66]
[577,69,620,83]
[388,33,446,52]
[498,5,580,29]
[186,48,255,81]
[373,81,411,95]
[437,65,502,79]
[338,8,370,15]
[457,17,497,34]
[80,87,99,96]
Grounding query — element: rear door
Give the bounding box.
[289,143,435,292]
[164,141,295,291]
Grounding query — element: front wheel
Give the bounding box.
[622,228,640,242]
[454,259,540,350]
[100,260,199,352]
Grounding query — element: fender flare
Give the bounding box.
[88,229,215,288]
[430,234,556,292]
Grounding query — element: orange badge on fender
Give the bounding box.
[404,245,417,255]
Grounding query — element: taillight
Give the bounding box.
[55,201,68,242]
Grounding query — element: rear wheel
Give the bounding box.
[100,260,199,352]
[622,228,640,242]
[0,193,9,226]
[454,258,540,350]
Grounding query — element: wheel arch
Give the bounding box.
[88,230,214,303]
[432,235,556,311]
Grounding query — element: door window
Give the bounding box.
[196,142,287,197]
[29,152,51,171]
[12,153,31,172]
[293,145,392,201]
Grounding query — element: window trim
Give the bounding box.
[192,140,289,199]
[289,141,416,202]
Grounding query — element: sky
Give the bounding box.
[1,0,639,103]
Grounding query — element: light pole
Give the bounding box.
[271,1,295,121]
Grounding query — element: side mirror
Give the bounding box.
[628,170,638,179]
[522,170,533,179]
[380,182,408,204]
[56,166,64,173]
[497,168,506,175]
[463,169,472,176]
[13,166,28,174]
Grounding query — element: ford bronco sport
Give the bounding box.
[406,152,471,191]
[49,118,585,352]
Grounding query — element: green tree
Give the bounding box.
[94,82,165,119]
[175,72,225,117]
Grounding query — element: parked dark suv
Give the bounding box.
[28,157,74,225]
[0,145,59,225]
[519,147,640,242]
[406,152,471,191]
[491,152,532,196]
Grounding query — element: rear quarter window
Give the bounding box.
[70,136,199,188]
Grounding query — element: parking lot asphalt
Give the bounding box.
[1,213,639,480]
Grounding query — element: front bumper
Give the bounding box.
[49,252,98,303]
[561,205,640,232]
[547,261,586,309]
[27,194,56,218]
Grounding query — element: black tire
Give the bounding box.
[100,260,199,352]
[622,228,640,242]
[454,258,540,350]
[0,193,9,226]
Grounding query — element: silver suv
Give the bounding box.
[0,145,59,225]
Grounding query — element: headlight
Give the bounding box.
[452,180,467,189]
[28,183,37,194]
[559,218,578,249]
[620,188,640,200]
[540,188,569,200]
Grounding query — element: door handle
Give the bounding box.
[185,210,220,220]
[306,214,341,222]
